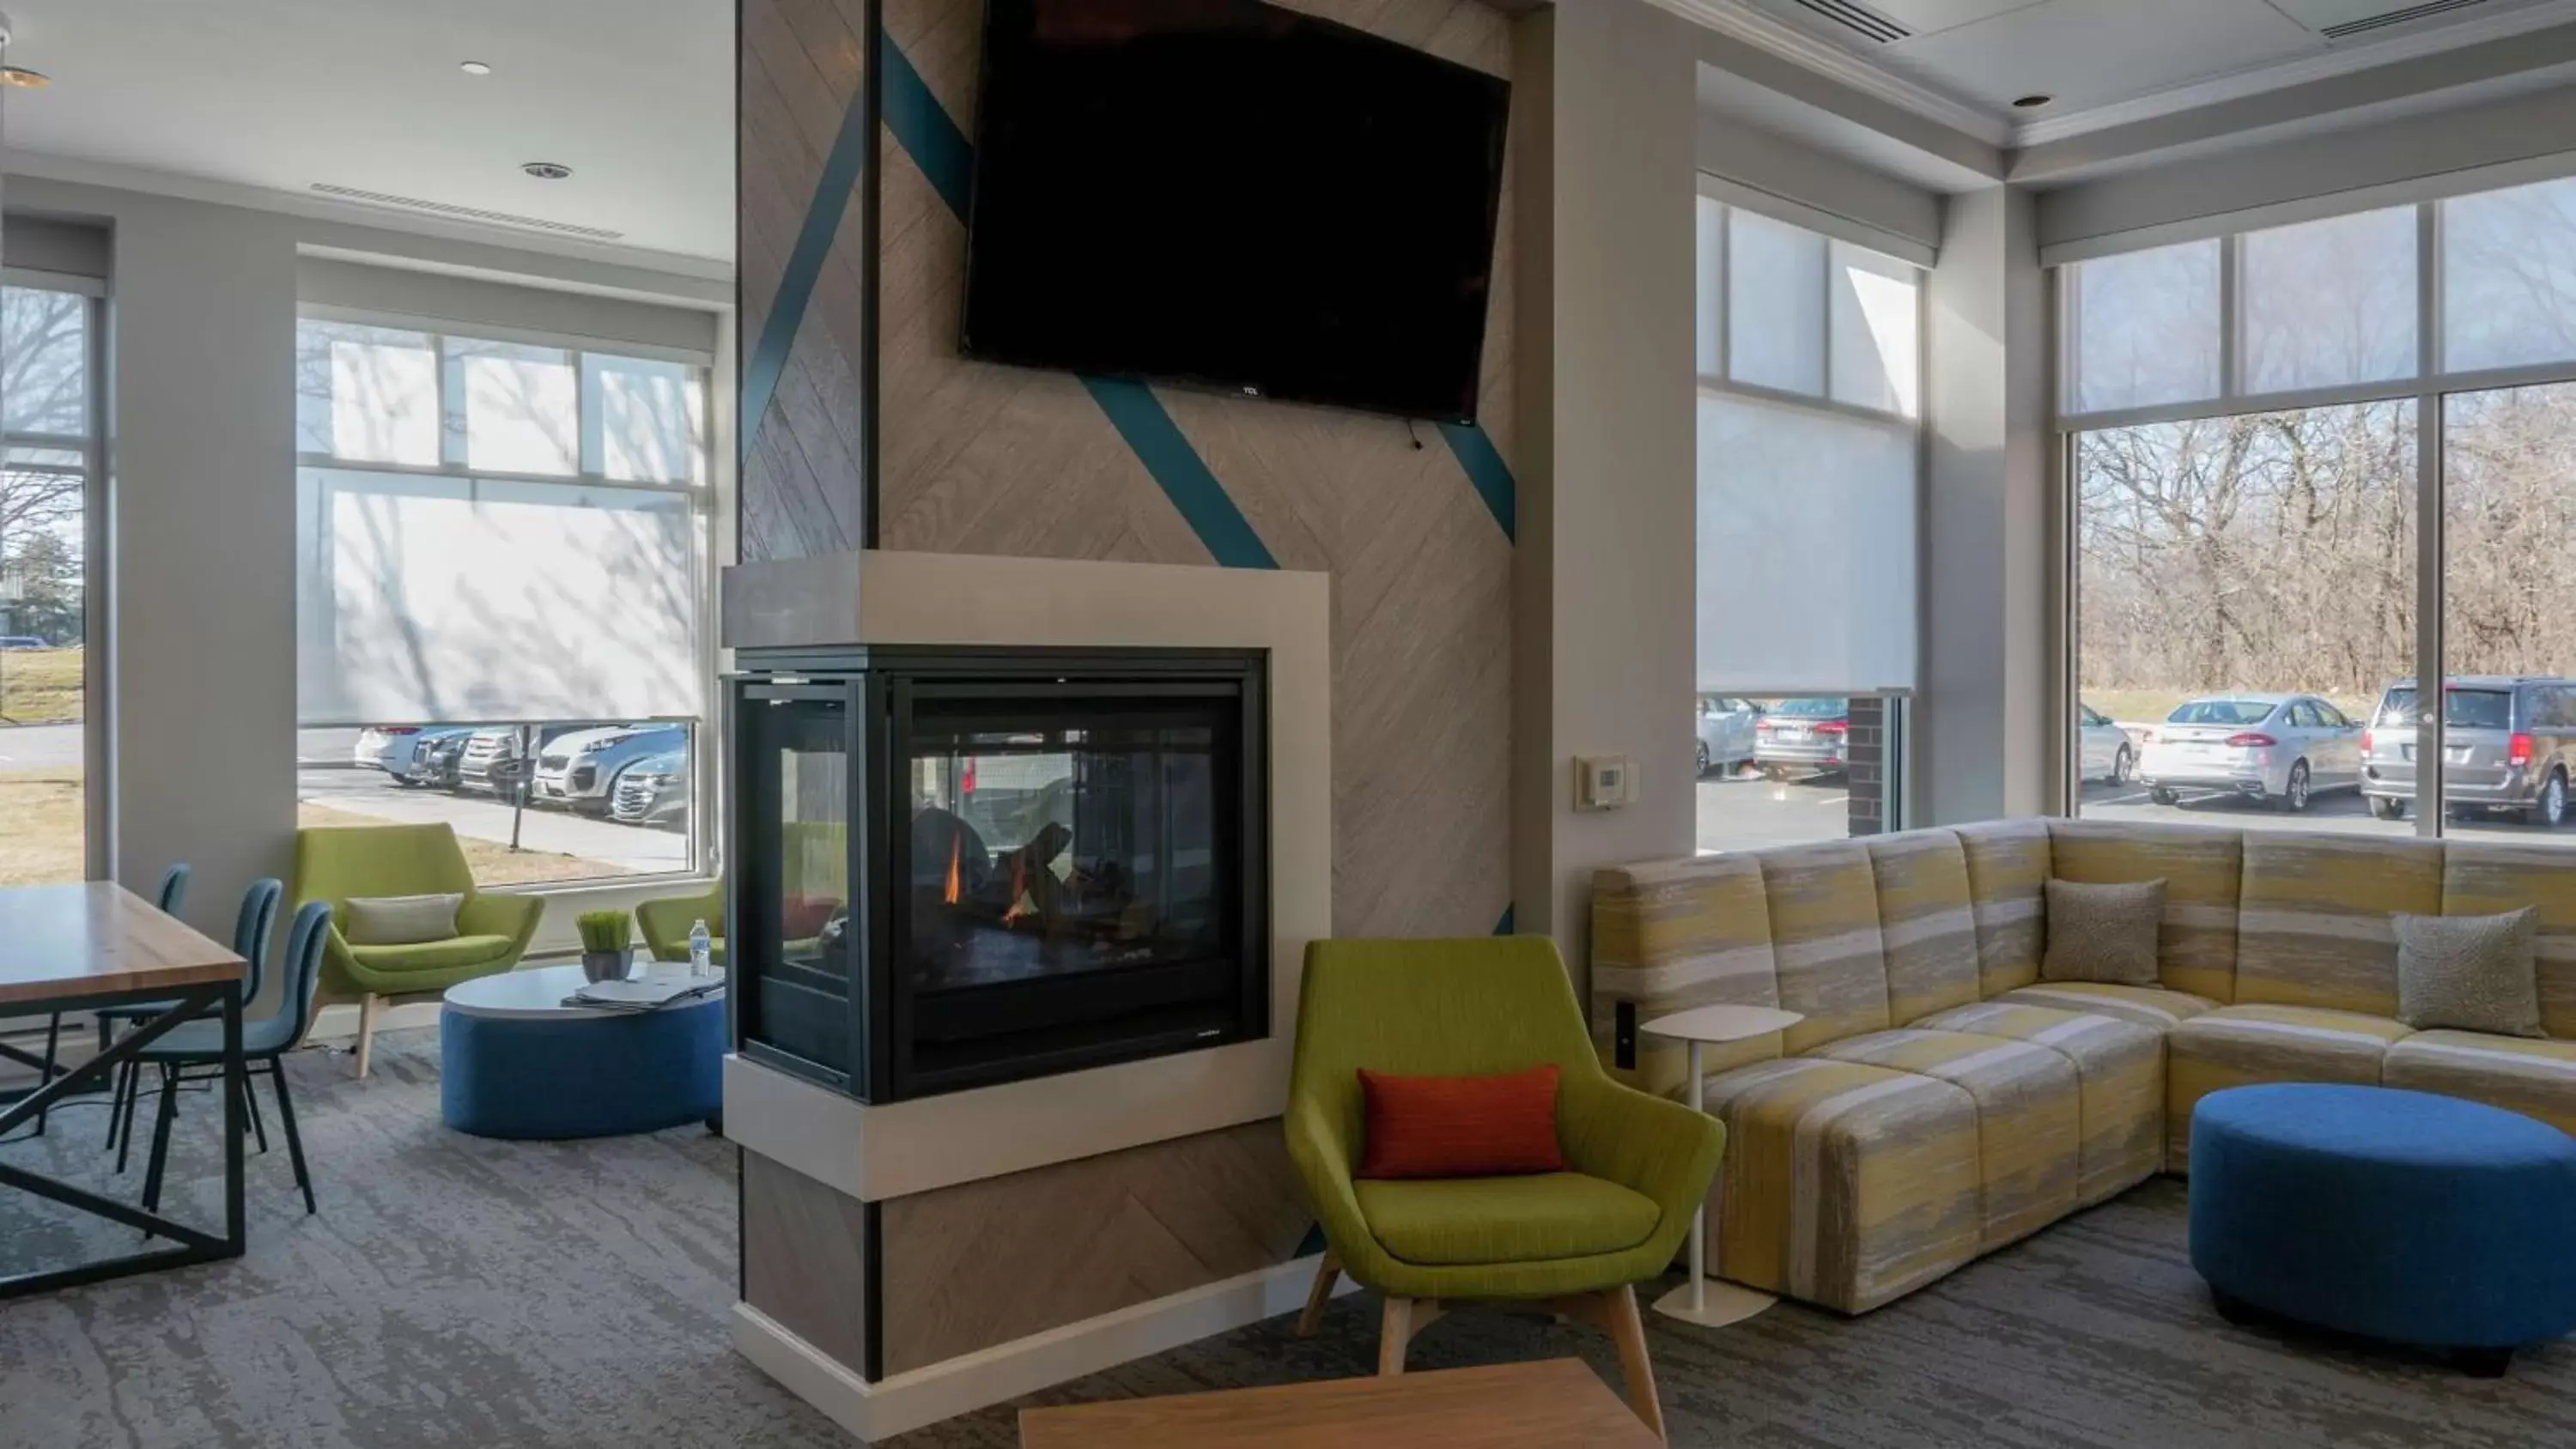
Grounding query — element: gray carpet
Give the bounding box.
[5,1033,2571,1447]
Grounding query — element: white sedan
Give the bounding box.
[2137,694,2363,813]
[2077,703,2135,784]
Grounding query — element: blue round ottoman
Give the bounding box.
[440,965,724,1139]
[2190,1083,2576,1373]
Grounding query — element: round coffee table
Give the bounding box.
[1641,1003,1806,1328]
[440,963,724,1139]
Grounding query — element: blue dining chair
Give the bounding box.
[106,876,276,1170]
[138,900,331,1217]
[11,865,188,1140]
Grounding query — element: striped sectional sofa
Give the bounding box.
[1590,818,2576,1314]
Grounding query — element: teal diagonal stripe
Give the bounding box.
[879,36,1273,571]
[740,76,876,467]
[1081,379,1278,569]
[1438,422,1516,543]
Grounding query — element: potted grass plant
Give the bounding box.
[578,911,635,984]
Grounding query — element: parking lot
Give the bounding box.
[297,728,689,879]
[1696,766,2576,852]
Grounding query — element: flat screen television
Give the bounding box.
[960,0,1510,425]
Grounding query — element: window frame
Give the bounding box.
[1697,189,1928,833]
[2056,179,2576,834]
[294,305,722,883]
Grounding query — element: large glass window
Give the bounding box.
[1697,195,1917,852]
[2065,171,2576,846]
[294,315,712,885]
[0,286,96,885]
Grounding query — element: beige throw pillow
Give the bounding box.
[344,892,465,946]
[2042,878,2166,987]
[2394,907,2542,1038]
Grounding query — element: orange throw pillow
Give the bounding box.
[1355,1064,1565,1179]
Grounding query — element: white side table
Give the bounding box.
[1640,1003,1805,1328]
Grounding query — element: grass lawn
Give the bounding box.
[0,767,84,886]
[0,648,82,726]
[295,801,632,886]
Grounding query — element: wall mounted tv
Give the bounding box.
[960,0,1511,426]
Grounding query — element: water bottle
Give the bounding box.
[689,918,714,979]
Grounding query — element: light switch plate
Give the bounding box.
[1573,754,1637,811]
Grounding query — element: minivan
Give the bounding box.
[2360,676,2576,826]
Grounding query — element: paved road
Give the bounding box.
[297,761,690,874]
[0,724,80,771]
[1698,768,1850,852]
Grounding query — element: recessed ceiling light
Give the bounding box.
[2012,93,2054,110]
[520,161,573,180]
[459,60,494,76]
[0,67,51,90]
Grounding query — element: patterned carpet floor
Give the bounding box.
[3,1029,2570,1447]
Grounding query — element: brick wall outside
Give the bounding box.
[1845,697,1888,836]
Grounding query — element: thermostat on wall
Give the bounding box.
[1574,755,1637,812]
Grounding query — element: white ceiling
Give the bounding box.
[1735,0,2576,123]
[0,0,733,264]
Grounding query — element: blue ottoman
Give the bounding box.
[440,965,724,1139]
[2190,1083,2576,1373]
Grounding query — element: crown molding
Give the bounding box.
[1662,0,2576,159]
[2014,0,2576,145]
[1648,0,2015,146]
[1,149,733,283]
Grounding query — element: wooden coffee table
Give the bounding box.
[1018,1358,1663,1447]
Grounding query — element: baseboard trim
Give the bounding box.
[732,1253,1356,1440]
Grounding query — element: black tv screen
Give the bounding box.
[961,0,1510,424]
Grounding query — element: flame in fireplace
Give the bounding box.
[1002,856,1031,925]
[943,834,962,906]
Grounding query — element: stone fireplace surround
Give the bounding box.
[716,549,1333,1440]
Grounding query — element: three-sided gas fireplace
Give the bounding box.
[726,646,1270,1102]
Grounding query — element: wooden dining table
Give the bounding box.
[0,881,247,1297]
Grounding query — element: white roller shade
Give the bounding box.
[295,468,701,724]
[1696,391,1916,695]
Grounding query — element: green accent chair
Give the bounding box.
[1285,937,1724,1441]
[638,876,724,965]
[289,824,543,1077]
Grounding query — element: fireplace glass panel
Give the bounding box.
[902,693,1240,1076]
[741,688,855,1077]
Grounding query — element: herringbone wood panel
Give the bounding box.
[876,1122,1313,1373]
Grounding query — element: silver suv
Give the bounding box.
[2360,676,2576,826]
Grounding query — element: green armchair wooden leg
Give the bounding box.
[1373,1286,1665,1442]
[1297,1252,1340,1337]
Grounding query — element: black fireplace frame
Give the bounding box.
[726,644,1271,1103]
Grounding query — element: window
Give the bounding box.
[0,285,96,885]
[1697,195,1917,852]
[2063,172,2576,846]
[295,315,713,885]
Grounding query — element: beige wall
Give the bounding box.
[1512,0,1701,994]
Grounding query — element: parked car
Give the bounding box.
[609,748,690,829]
[1753,697,1848,778]
[405,728,474,791]
[1696,695,1759,776]
[2360,676,2576,826]
[2136,693,2361,812]
[457,724,585,797]
[534,722,690,815]
[352,724,476,786]
[0,635,46,651]
[2077,703,2136,785]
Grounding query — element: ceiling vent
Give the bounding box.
[2319,0,2490,39]
[1782,0,1911,45]
[307,184,626,242]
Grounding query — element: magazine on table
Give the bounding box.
[563,976,726,1012]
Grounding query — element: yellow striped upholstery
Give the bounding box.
[1585,818,2576,1317]
[2441,843,2576,1040]
[2165,1004,2415,1167]
[1588,853,1783,1095]
[1993,982,2219,1030]
[2382,1031,2576,1137]
[1700,1057,1983,1313]
[1866,832,1984,1027]
[1758,841,1894,1056]
[2233,834,2443,1016]
[1953,818,2052,997]
[2044,819,2244,1003]
[1914,1001,2166,1199]
[1814,1028,2081,1248]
